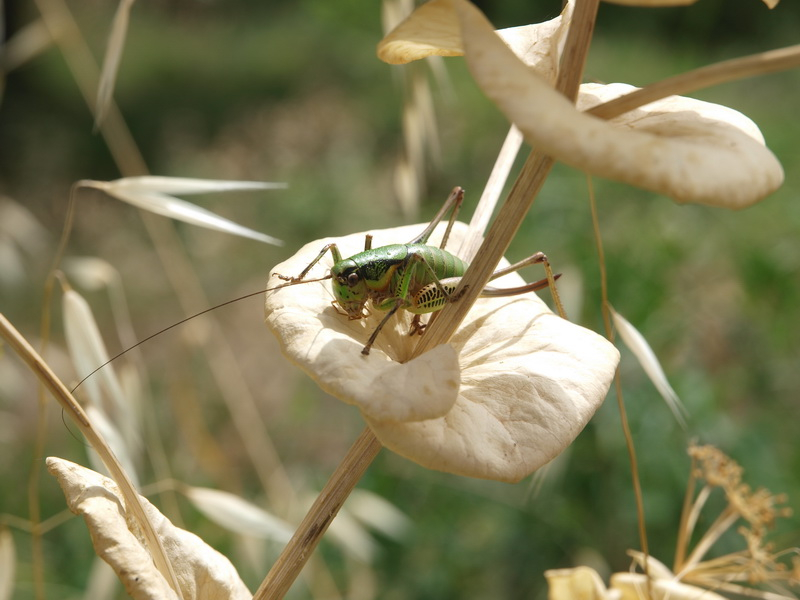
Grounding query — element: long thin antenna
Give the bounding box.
[71,276,331,393]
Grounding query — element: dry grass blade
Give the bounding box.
[346,489,411,541]
[183,486,294,542]
[95,0,135,129]
[324,505,378,563]
[83,176,287,246]
[63,290,128,422]
[1,19,54,72]
[0,313,184,599]
[0,527,15,600]
[85,405,140,489]
[611,308,688,429]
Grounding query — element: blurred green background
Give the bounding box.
[1,0,799,598]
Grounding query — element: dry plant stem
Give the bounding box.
[0,313,185,600]
[674,452,699,570]
[588,179,650,578]
[461,124,524,260]
[253,427,383,600]
[257,3,601,599]
[588,44,800,121]
[257,1,601,596]
[417,0,599,355]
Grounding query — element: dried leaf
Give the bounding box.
[265,223,619,482]
[378,0,464,64]
[546,566,730,600]
[347,489,411,541]
[452,0,783,208]
[378,0,574,82]
[47,458,251,600]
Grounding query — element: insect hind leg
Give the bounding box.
[485,252,566,319]
[409,186,465,250]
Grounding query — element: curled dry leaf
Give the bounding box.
[443,0,783,208]
[378,0,573,83]
[46,457,250,600]
[265,223,619,482]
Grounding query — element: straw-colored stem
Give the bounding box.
[588,44,800,121]
[588,180,650,584]
[0,313,184,599]
[415,0,599,356]
[253,427,383,600]
[255,1,601,596]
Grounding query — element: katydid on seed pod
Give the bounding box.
[271,187,561,355]
[72,186,560,391]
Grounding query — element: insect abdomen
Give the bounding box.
[408,244,468,283]
[402,245,467,314]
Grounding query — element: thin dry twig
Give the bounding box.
[253,428,383,600]
[588,44,800,121]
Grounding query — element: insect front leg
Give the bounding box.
[362,299,402,356]
[273,243,343,284]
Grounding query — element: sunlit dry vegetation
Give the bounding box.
[1,0,799,598]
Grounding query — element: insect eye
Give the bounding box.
[347,272,360,286]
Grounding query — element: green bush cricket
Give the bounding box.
[72,187,560,390]
[273,187,561,355]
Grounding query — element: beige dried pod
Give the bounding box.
[265,222,619,482]
[449,0,782,208]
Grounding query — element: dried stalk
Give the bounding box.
[588,44,800,121]
[254,0,601,597]
[0,313,184,599]
[253,427,383,600]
